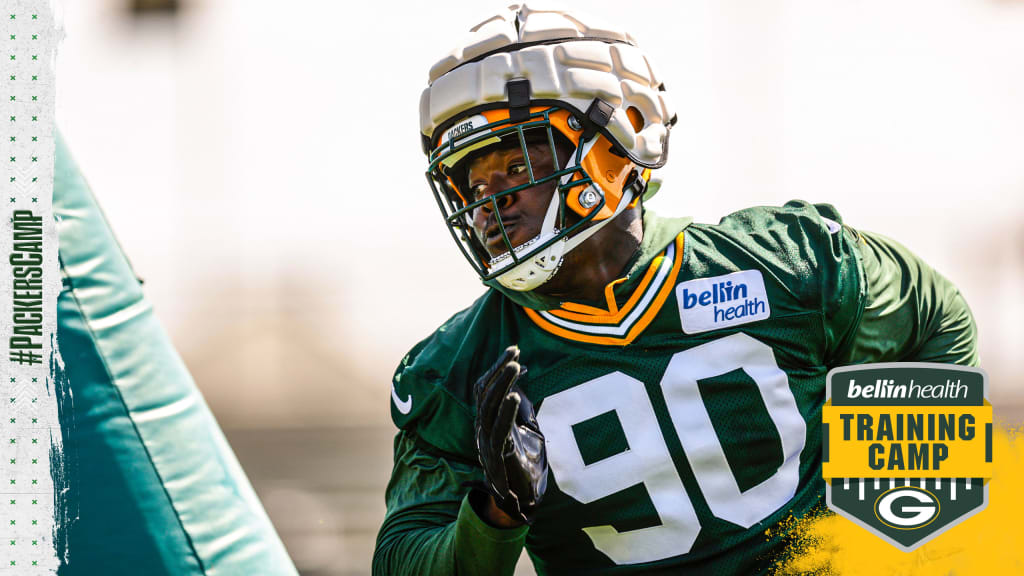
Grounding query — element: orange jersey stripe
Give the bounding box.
[523,233,685,346]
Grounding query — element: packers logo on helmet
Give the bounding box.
[421,4,676,291]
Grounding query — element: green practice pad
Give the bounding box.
[53,134,297,575]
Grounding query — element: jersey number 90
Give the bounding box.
[536,333,807,565]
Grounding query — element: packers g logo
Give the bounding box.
[874,487,940,530]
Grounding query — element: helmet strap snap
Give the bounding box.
[624,169,647,198]
[506,78,532,123]
[581,98,615,140]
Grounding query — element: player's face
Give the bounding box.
[466,141,567,257]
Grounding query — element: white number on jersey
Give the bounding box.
[536,333,806,565]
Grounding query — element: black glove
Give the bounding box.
[473,345,548,525]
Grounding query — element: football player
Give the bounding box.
[373,5,978,575]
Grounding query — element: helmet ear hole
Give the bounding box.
[626,106,644,133]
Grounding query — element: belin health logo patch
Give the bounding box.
[822,363,992,551]
[676,269,770,334]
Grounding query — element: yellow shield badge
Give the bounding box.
[823,363,992,551]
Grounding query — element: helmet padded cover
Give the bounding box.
[420,3,674,168]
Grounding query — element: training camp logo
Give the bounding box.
[676,270,770,334]
[822,363,992,551]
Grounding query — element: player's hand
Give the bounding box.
[473,345,548,526]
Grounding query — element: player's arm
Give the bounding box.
[372,431,528,576]
[830,229,978,367]
[373,346,544,576]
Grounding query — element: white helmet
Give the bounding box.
[422,4,675,291]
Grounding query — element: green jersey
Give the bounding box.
[373,201,978,576]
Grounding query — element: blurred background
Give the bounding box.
[55,0,1024,574]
